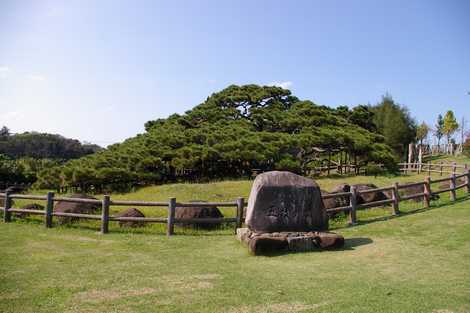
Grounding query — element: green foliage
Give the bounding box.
[0,130,102,159]
[416,122,429,144]
[37,85,397,191]
[371,95,416,158]
[434,114,444,145]
[442,110,459,143]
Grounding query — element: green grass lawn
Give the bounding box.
[1,173,470,313]
[426,153,470,165]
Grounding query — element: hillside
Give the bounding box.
[36,84,396,191]
[0,130,101,160]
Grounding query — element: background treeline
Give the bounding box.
[0,128,101,159]
[33,84,417,192]
[0,129,102,185]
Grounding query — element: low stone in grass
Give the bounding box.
[353,183,389,204]
[15,203,44,218]
[54,194,100,224]
[115,208,145,228]
[175,201,224,229]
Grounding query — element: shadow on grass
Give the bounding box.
[342,237,373,250]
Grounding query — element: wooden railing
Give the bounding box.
[0,192,245,236]
[398,161,468,176]
[321,170,469,225]
[1,164,469,234]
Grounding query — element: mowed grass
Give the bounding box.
[1,172,470,312]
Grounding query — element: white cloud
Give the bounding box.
[268,81,293,89]
[0,66,9,79]
[27,74,46,82]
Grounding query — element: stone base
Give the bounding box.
[237,228,344,255]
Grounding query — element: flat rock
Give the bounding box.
[237,228,344,255]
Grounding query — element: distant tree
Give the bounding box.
[442,110,459,144]
[371,95,416,158]
[416,122,430,145]
[348,105,376,132]
[0,132,102,159]
[434,114,444,146]
[37,84,397,192]
[0,126,10,137]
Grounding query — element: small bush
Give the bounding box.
[364,164,385,177]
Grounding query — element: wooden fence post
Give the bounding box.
[450,174,456,202]
[465,168,470,194]
[101,195,110,234]
[235,197,244,232]
[440,161,443,176]
[427,162,431,176]
[3,191,12,223]
[45,192,54,228]
[348,186,357,225]
[423,177,431,208]
[452,162,457,176]
[167,198,176,236]
[418,161,421,174]
[391,182,400,215]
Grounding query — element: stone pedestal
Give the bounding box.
[237,228,344,255]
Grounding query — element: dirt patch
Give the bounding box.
[74,287,157,303]
[225,302,329,313]
[73,273,219,304]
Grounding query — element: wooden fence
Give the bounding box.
[399,161,468,176]
[0,193,245,236]
[1,162,469,235]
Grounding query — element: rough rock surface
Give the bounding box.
[115,208,145,228]
[14,203,44,218]
[329,184,351,207]
[353,183,389,204]
[237,228,344,255]
[245,171,328,233]
[54,194,100,224]
[175,201,224,229]
[327,183,390,206]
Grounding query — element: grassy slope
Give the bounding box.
[1,173,470,313]
[426,153,470,165]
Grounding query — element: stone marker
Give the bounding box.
[239,171,344,255]
[245,171,328,233]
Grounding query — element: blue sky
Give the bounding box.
[1,0,469,145]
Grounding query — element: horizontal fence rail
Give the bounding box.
[399,161,468,176]
[1,162,470,235]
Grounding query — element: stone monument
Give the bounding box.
[237,171,344,255]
